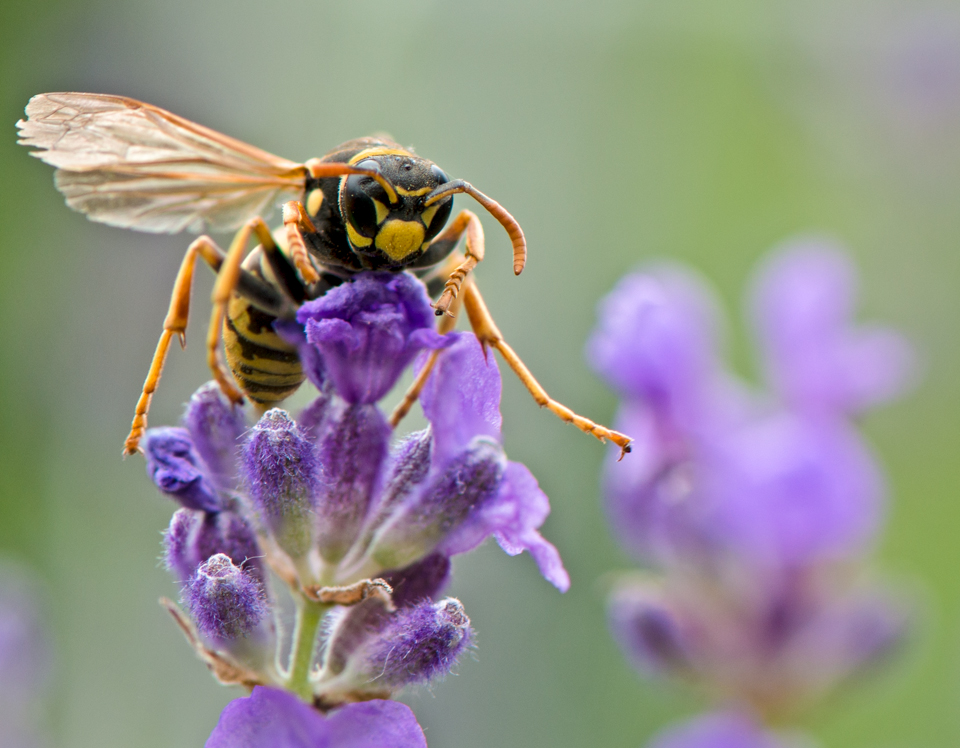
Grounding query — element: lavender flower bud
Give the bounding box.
[143,427,222,512]
[321,597,471,699]
[608,583,690,677]
[369,438,506,572]
[314,401,390,563]
[185,554,268,643]
[242,410,319,560]
[164,509,264,585]
[363,598,471,688]
[183,381,246,490]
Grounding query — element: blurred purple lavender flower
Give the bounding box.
[139,271,567,739]
[589,240,913,719]
[646,712,806,748]
[0,564,52,748]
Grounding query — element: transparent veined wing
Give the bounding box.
[17,92,308,233]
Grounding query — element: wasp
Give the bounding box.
[17,93,631,457]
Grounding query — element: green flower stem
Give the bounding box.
[285,597,330,700]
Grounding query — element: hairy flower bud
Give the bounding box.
[242,410,319,560]
[183,381,246,491]
[368,438,506,572]
[320,597,471,700]
[314,401,390,563]
[186,554,268,642]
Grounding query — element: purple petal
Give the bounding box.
[420,333,502,465]
[143,427,222,512]
[298,272,445,404]
[443,461,570,592]
[587,267,722,427]
[750,241,915,414]
[718,413,884,565]
[206,688,426,748]
[647,712,789,748]
[326,700,427,748]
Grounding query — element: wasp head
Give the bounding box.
[339,154,453,265]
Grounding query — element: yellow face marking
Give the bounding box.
[373,199,390,225]
[375,220,425,261]
[395,186,432,197]
[348,147,412,164]
[420,204,440,229]
[346,221,373,248]
[306,189,324,216]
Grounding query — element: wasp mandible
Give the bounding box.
[17,93,631,457]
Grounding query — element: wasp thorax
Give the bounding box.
[340,156,453,263]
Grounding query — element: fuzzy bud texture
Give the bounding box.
[243,410,319,559]
[186,554,268,642]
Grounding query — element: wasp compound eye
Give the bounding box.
[430,164,449,185]
[342,159,391,247]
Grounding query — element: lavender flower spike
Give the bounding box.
[206,686,427,748]
[591,242,913,722]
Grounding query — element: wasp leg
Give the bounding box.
[461,279,633,458]
[281,201,321,285]
[423,210,484,318]
[389,290,462,428]
[124,236,228,456]
[124,219,288,456]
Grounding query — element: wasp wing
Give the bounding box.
[16,92,307,233]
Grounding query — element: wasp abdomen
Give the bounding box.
[223,250,305,405]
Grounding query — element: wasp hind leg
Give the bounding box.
[124,218,292,456]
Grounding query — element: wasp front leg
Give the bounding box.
[281,201,321,284]
[461,279,633,458]
[418,210,484,317]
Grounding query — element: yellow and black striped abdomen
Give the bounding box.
[223,250,305,405]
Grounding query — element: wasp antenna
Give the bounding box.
[304,158,399,205]
[425,180,526,275]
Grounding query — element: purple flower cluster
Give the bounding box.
[588,241,913,731]
[0,564,52,748]
[141,271,568,745]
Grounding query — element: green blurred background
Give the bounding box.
[2,1,959,746]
